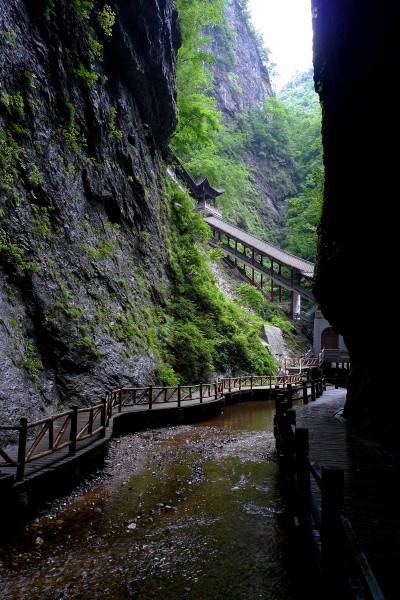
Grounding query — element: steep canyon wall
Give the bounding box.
[0,0,180,426]
[312,0,397,447]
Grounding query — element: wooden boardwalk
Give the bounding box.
[293,388,400,600]
[0,393,225,481]
[2,384,399,599]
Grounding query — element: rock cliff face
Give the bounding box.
[206,0,296,233]
[0,0,180,427]
[207,0,272,118]
[311,0,396,448]
[4,0,391,451]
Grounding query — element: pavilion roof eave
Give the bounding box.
[195,178,225,197]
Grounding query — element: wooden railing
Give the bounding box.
[2,378,383,598]
[0,401,109,481]
[107,380,223,412]
[274,396,385,600]
[0,374,306,482]
[105,374,304,413]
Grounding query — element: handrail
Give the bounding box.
[0,400,109,481]
[0,374,305,481]
[195,200,222,218]
[274,400,385,600]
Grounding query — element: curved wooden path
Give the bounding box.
[1,380,399,599]
[1,375,309,484]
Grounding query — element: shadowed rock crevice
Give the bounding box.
[311,0,397,449]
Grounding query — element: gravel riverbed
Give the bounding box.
[0,419,283,600]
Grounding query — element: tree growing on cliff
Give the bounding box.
[172,0,226,157]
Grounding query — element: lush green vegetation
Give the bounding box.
[166,0,322,381]
[172,0,225,156]
[172,0,271,234]
[155,180,276,384]
[237,283,308,356]
[171,0,322,252]
[277,69,323,261]
[0,0,322,390]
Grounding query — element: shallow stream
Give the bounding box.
[0,399,322,599]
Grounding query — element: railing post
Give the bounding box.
[275,391,286,414]
[200,382,203,403]
[101,396,107,437]
[335,373,339,389]
[295,427,310,528]
[274,394,282,447]
[178,384,181,407]
[118,389,122,413]
[321,467,345,591]
[311,381,316,401]
[105,392,110,420]
[274,391,287,446]
[214,381,218,399]
[287,383,293,408]
[108,391,113,420]
[251,375,253,389]
[48,420,54,450]
[149,385,153,410]
[16,417,28,482]
[69,406,78,456]
[228,378,231,393]
[281,409,297,490]
[88,409,94,435]
[302,380,308,404]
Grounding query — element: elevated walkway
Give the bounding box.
[205,216,315,310]
[205,216,314,277]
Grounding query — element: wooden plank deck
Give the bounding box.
[293,388,400,600]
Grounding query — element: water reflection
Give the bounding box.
[200,399,277,432]
[0,399,320,599]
